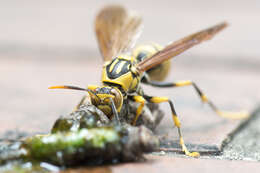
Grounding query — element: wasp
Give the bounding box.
[49,5,249,157]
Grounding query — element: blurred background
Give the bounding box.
[0,0,260,139]
[1,0,260,58]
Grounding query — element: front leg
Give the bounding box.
[128,95,146,126]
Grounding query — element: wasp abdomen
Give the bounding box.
[133,44,171,81]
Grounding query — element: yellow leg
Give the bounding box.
[146,95,200,157]
[130,95,146,125]
[144,79,249,119]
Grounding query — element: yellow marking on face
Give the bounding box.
[96,94,115,99]
[97,105,112,118]
[150,97,168,103]
[109,59,118,72]
[116,61,126,74]
[175,80,192,87]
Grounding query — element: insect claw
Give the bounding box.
[182,144,200,157]
[187,151,200,158]
[180,138,200,157]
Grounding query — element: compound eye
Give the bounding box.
[110,88,123,110]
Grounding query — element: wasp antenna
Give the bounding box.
[48,85,87,91]
[49,85,102,102]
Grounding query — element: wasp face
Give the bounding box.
[87,86,124,118]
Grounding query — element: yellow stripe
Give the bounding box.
[201,94,208,102]
[116,61,126,74]
[175,80,192,87]
[97,94,115,99]
[150,97,168,103]
[173,115,181,128]
[109,59,118,72]
[133,95,145,103]
[132,95,146,125]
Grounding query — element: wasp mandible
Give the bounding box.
[49,5,249,157]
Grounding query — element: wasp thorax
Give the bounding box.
[101,55,141,93]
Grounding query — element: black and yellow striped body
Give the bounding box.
[50,11,247,159]
[132,43,171,81]
[102,55,140,94]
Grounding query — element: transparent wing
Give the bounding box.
[95,5,142,61]
[137,22,228,72]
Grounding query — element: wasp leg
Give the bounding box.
[129,95,146,126]
[109,98,121,125]
[73,95,87,111]
[143,95,200,157]
[143,77,249,119]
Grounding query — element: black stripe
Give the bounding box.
[106,59,131,79]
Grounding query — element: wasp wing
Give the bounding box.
[137,22,228,72]
[95,5,142,62]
